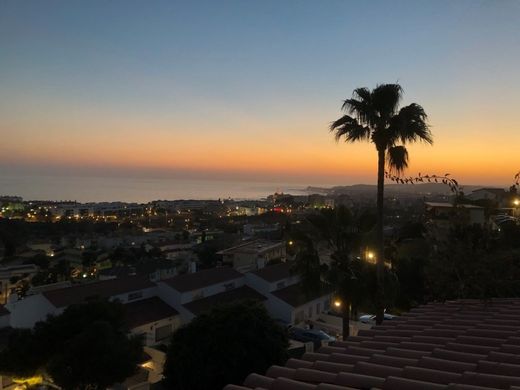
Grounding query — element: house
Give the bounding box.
[467,187,506,203]
[6,276,157,328]
[157,267,251,322]
[247,262,332,326]
[217,239,286,272]
[124,297,181,346]
[424,201,487,229]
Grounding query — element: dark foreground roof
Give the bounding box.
[43,276,156,308]
[251,262,293,283]
[183,285,266,316]
[225,298,520,390]
[162,267,243,293]
[124,297,179,329]
[272,284,331,308]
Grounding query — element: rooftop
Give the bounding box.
[43,276,156,308]
[124,297,179,329]
[272,283,331,308]
[183,285,266,316]
[425,202,483,209]
[226,298,520,390]
[250,262,293,283]
[218,240,283,256]
[162,267,243,293]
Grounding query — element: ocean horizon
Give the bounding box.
[0,174,334,203]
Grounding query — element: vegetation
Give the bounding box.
[163,301,288,390]
[330,83,432,323]
[0,301,142,390]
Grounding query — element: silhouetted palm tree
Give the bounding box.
[330,84,432,324]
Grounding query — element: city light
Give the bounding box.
[514,199,520,206]
[334,299,341,308]
[367,251,375,260]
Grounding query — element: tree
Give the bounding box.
[330,84,432,323]
[0,301,142,390]
[163,301,288,390]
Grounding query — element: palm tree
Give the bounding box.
[330,84,432,324]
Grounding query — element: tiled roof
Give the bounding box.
[162,267,243,293]
[124,297,178,329]
[272,284,331,308]
[251,262,293,282]
[42,276,156,308]
[225,298,520,390]
[183,286,267,315]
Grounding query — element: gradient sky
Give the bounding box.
[1,0,519,187]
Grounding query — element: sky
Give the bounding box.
[1,0,519,188]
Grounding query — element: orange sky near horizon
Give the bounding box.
[1,1,519,188]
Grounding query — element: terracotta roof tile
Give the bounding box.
[228,298,520,390]
[162,267,243,293]
[124,297,178,329]
[42,276,155,308]
[182,285,266,315]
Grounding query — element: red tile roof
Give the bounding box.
[124,297,178,329]
[251,262,293,282]
[225,298,520,390]
[183,285,267,316]
[162,267,243,293]
[43,276,156,308]
[272,283,331,308]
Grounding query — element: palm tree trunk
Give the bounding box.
[375,148,385,325]
[342,299,350,338]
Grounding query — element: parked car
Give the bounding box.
[359,313,397,324]
[288,327,336,348]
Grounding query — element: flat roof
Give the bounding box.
[218,240,283,255]
[425,202,483,209]
[43,276,156,308]
[162,267,243,293]
[183,285,266,315]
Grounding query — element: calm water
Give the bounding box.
[0,175,324,203]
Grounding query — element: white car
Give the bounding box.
[359,313,397,324]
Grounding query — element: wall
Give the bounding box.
[7,294,59,328]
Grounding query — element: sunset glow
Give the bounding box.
[1,1,519,188]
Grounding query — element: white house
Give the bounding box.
[247,262,331,326]
[7,276,158,328]
[157,267,258,322]
[217,240,286,272]
[124,297,181,346]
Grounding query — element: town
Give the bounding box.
[1,182,519,389]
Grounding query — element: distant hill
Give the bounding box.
[305,183,489,196]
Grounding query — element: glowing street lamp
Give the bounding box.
[334,299,342,308]
[514,199,520,207]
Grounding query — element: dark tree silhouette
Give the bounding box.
[0,301,142,389]
[330,84,432,323]
[163,301,288,390]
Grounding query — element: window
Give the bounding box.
[308,306,312,318]
[128,291,143,301]
[276,281,285,289]
[324,299,330,310]
[295,310,304,323]
[155,324,172,342]
[316,303,321,315]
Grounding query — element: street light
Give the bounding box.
[334,299,342,308]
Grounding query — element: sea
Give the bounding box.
[0,174,328,203]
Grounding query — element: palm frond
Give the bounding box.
[371,84,402,119]
[386,145,409,175]
[330,115,371,142]
[390,103,432,145]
